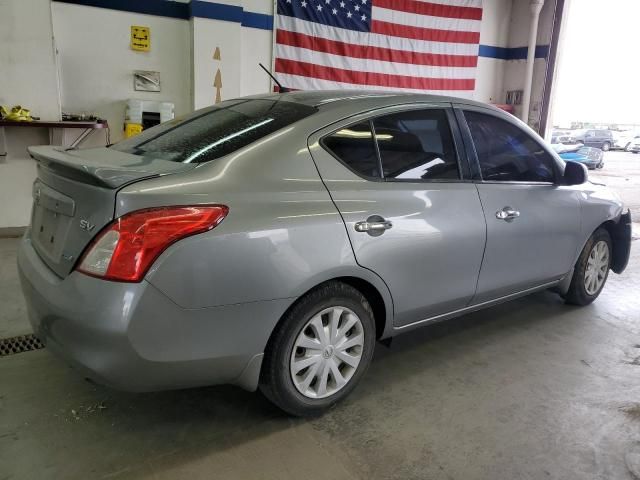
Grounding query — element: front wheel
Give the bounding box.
[602,142,611,151]
[563,228,612,305]
[260,282,376,416]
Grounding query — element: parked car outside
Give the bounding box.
[552,144,604,170]
[630,137,640,153]
[18,92,632,416]
[550,129,572,144]
[613,130,640,151]
[570,129,614,151]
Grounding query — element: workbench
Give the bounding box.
[0,120,109,159]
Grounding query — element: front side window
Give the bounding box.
[464,111,557,183]
[111,99,317,163]
[322,121,381,178]
[372,109,459,180]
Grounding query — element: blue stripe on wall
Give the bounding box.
[51,0,551,50]
[52,0,272,30]
[53,0,189,20]
[242,10,274,30]
[479,44,550,60]
[189,1,242,23]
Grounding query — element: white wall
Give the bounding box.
[52,2,192,145]
[0,0,61,121]
[0,0,61,229]
[0,129,43,229]
[502,0,556,125]
[240,27,273,96]
[192,17,242,108]
[192,1,273,109]
[474,0,513,103]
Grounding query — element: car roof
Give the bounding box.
[243,90,495,111]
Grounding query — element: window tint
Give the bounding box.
[111,99,317,163]
[323,121,381,178]
[372,109,459,180]
[464,111,556,183]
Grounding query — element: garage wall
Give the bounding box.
[190,0,272,104]
[502,0,556,127]
[52,2,192,145]
[0,0,60,230]
[476,0,513,103]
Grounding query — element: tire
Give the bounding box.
[260,281,376,416]
[563,228,612,306]
[602,142,611,152]
[625,142,632,152]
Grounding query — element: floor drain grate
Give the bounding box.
[0,334,44,356]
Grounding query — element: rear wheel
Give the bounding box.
[602,141,611,151]
[563,228,612,305]
[260,282,376,416]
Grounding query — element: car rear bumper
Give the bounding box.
[17,232,291,392]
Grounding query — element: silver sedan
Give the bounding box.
[18,91,632,416]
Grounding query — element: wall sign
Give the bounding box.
[130,26,150,52]
[133,71,160,92]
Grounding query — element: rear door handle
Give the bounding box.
[496,206,520,221]
[355,215,393,236]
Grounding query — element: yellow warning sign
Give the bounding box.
[130,26,150,52]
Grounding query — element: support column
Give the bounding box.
[521,0,545,124]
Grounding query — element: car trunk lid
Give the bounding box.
[27,146,196,278]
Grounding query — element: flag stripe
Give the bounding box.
[373,6,480,33]
[276,29,478,67]
[371,19,480,43]
[275,58,476,90]
[374,0,483,21]
[276,44,476,79]
[275,72,475,98]
[277,15,479,55]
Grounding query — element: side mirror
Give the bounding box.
[563,160,588,185]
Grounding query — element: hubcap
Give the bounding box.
[290,306,364,399]
[584,240,609,295]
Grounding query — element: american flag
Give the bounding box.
[274,0,483,96]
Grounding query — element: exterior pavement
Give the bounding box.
[0,151,639,480]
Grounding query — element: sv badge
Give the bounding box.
[79,219,96,232]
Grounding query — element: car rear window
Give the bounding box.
[111,99,317,163]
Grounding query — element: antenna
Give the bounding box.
[259,63,290,93]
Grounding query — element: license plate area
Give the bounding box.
[31,181,75,263]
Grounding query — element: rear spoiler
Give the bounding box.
[28,146,195,189]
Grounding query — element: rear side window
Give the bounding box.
[464,111,557,183]
[372,109,459,180]
[111,99,317,163]
[322,121,381,178]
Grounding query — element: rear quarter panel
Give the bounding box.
[115,122,393,318]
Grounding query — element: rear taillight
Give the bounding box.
[77,205,228,282]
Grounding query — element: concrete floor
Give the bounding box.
[1,151,640,479]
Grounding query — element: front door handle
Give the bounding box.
[496,206,520,222]
[355,215,393,236]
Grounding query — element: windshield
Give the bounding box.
[111,99,317,163]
